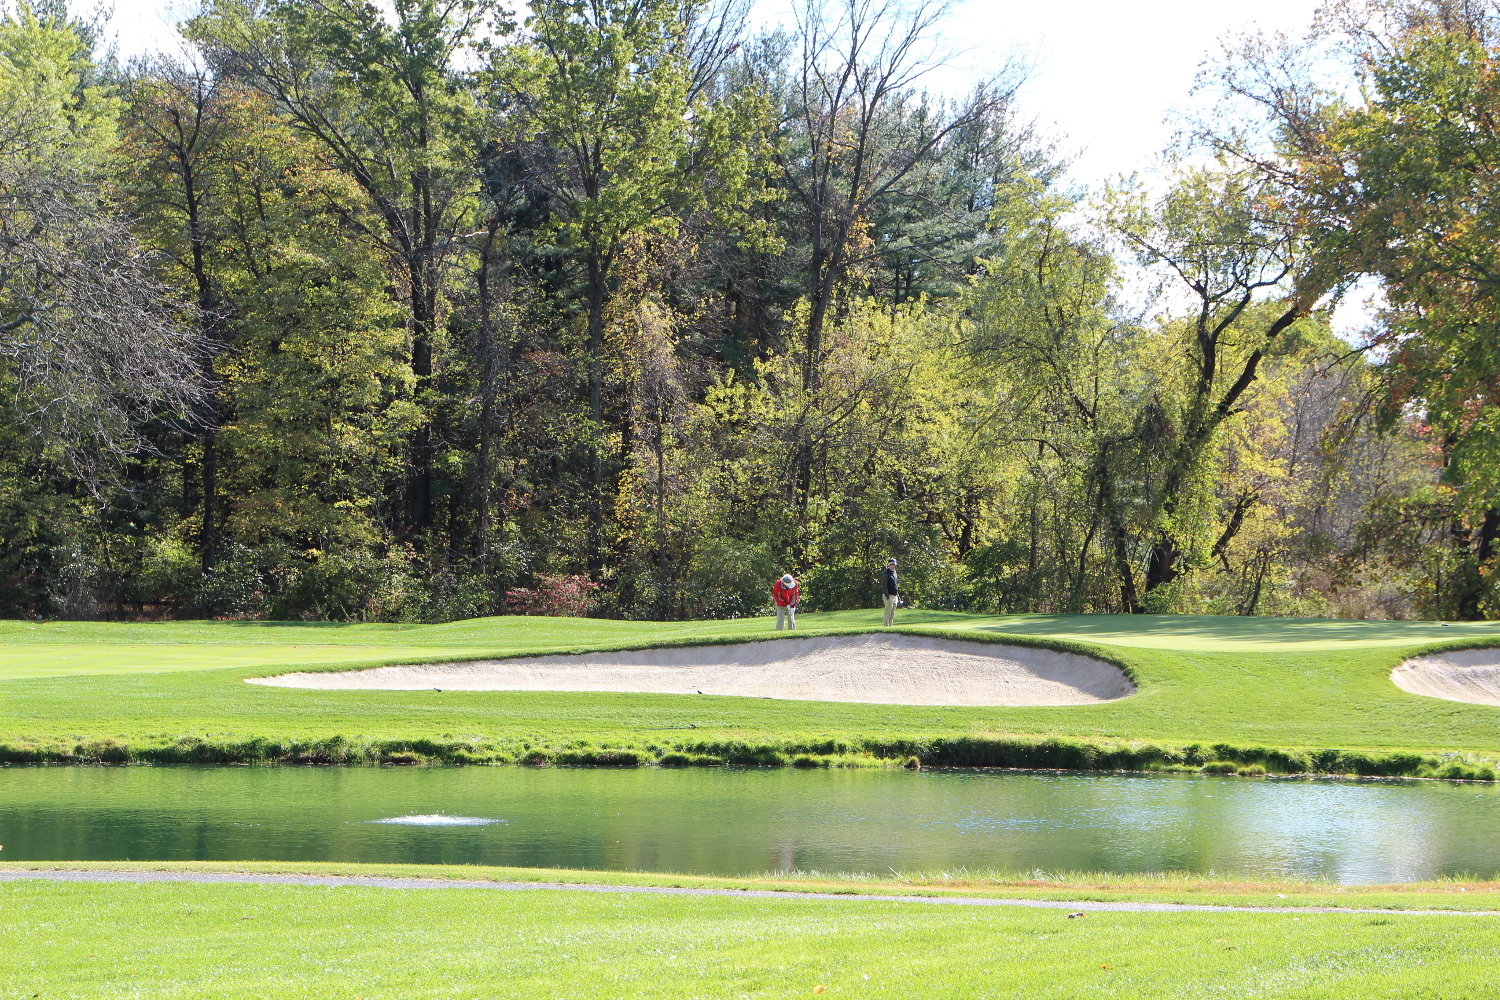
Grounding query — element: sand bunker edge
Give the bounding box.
[1392,648,1500,707]
[245,633,1136,707]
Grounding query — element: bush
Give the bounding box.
[128,535,199,613]
[193,543,267,616]
[1201,761,1238,774]
[683,538,778,619]
[505,574,600,617]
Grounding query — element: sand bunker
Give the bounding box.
[1392,648,1500,706]
[247,633,1135,707]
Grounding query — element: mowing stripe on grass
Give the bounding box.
[4,869,1496,916]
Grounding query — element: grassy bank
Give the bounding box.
[3,611,1500,776]
[6,859,1500,911]
[2,866,1497,999]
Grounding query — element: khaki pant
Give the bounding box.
[883,594,899,626]
[776,605,797,630]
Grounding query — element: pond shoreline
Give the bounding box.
[3,731,1495,780]
[6,757,1499,785]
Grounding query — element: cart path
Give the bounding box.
[2,869,1494,915]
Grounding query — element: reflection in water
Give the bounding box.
[1,765,1498,884]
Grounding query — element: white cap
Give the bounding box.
[781,574,795,586]
[887,557,898,566]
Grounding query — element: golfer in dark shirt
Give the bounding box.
[881,557,899,626]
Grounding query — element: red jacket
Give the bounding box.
[773,579,799,607]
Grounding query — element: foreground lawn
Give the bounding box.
[2,876,1496,999]
[3,611,1500,766]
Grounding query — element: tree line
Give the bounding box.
[2,0,1498,621]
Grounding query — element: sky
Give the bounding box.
[749,0,1329,187]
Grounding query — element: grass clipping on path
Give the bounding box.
[4,860,1500,911]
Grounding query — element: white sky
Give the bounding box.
[751,0,1327,188]
[992,0,1325,187]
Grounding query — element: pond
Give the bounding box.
[2,765,1498,884]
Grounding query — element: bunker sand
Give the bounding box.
[247,633,1136,707]
[1393,649,1500,706]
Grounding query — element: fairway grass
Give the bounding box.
[4,611,1500,773]
[2,867,1498,999]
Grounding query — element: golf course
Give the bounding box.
[4,611,1500,775]
[8,612,1500,998]
[16,0,1500,988]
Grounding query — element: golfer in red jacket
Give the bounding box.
[773,573,799,631]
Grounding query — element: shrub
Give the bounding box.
[683,538,778,619]
[505,574,600,617]
[193,543,267,617]
[1202,761,1238,774]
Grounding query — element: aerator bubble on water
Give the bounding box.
[367,814,504,826]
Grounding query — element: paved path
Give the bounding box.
[1,869,1493,916]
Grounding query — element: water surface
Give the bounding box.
[2,765,1497,884]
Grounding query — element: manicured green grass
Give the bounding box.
[2,874,1496,999]
[7,860,1500,911]
[3,611,1500,768]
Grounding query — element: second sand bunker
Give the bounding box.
[246,633,1135,707]
[1391,648,1500,706]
